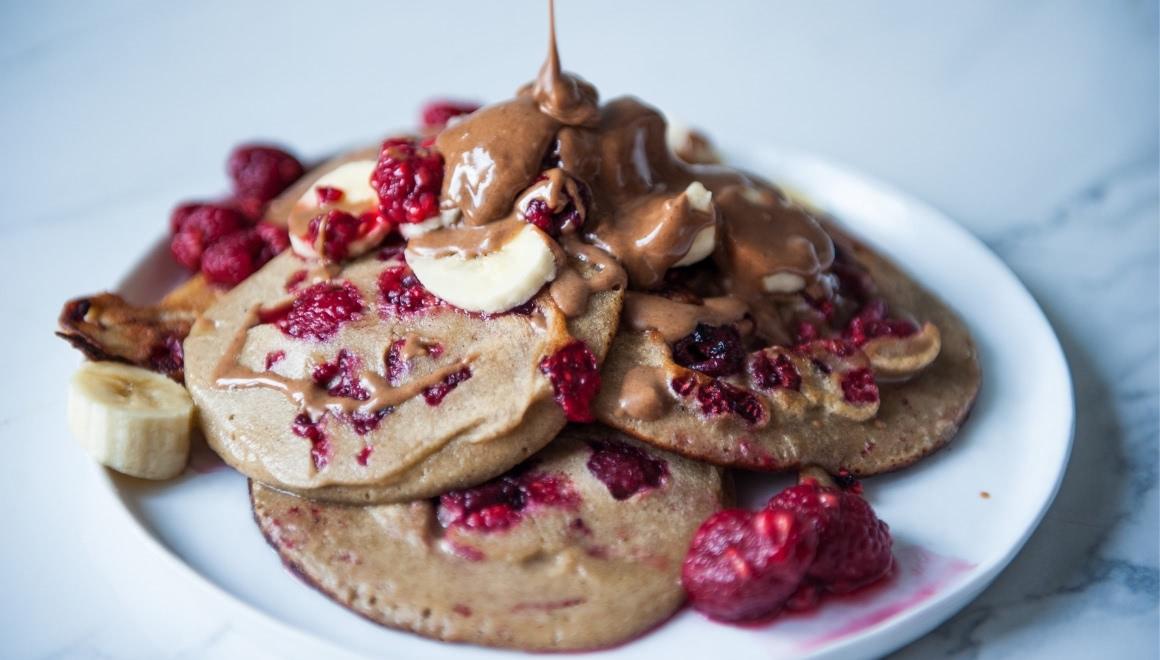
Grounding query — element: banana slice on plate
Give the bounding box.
[67,361,194,480]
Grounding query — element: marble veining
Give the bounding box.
[1,2,1155,659]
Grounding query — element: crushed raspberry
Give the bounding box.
[420,99,481,130]
[437,471,578,533]
[378,265,442,316]
[586,439,668,500]
[349,408,391,435]
[843,299,918,346]
[304,209,363,262]
[147,335,184,375]
[371,138,443,224]
[682,508,818,622]
[311,349,369,400]
[841,368,879,404]
[672,323,745,377]
[264,350,285,370]
[356,445,373,466]
[520,178,587,237]
[539,341,601,422]
[749,352,801,391]
[227,145,304,217]
[422,366,472,406]
[315,186,345,205]
[263,281,365,342]
[291,413,330,470]
[672,375,767,425]
[798,337,857,358]
[767,482,893,594]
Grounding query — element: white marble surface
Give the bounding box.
[1,1,1156,658]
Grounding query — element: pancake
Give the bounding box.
[184,248,622,503]
[250,427,725,651]
[594,223,980,475]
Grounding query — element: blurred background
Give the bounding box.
[1,1,1156,658]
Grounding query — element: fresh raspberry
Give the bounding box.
[315,186,345,205]
[311,349,369,401]
[256,221,290,256]
[420,99,481,131]
[682,508,818,622]
[841,368,879,404]
[843,298,918,346]
[520,176,587,237]
[437,471,578,533]
[371,137,443,224]
[200,229,265,287]
[539,340,601,422]
[672,323,745,377]
[585,439,668,500]
[169,202,209,234]
[378,265,441,316]
[169,204,246,270]
[766,482,893,594]
[749,351,801,391]
[227,144,304,214]
[304,209,363,262]
[262,281,365,342]
[422,366,472,406]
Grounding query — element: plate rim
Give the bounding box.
[95,146,1076,660]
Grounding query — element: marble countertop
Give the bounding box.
[1,1,1156,658]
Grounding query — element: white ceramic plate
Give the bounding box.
[97,149,1073,660]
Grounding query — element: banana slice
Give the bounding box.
[68,361,194,480]
[298,160,378,210]
[406,223,558,313]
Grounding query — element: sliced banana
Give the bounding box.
[68,361,194,480]
[298,160,378,210]
[405,223,558,313]
[673,182,717,268]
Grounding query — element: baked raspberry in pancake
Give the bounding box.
[595,219,980,475]
[184,248,622,503]
[250,427,725,651]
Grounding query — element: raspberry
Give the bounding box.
[672,323,745,377]
[201,229,265,287]
[843,298,918,346]
[169,204,245,271]
[371,138,443,224]
[227,144,304,214]
[671,375,767,425]
[262,281,365,342]
[539,341,601,422]
[304,209,363,262]
[682,508,818,622]
[422,366,472,406]
[520,177,587,237]
[378,265,441,316]
[841,368,879,404]
[315,186,344,205]
[585,439,668,500]
[749,351,801,391]
[437,471,578,533]
[256,221,290,256]
[767,482,893,594]
[169,202,209,234]
[420,99,481,131]
[311,349,369,400]
[291,413,330,470]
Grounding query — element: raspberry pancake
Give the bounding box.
[250,427,726,651]
[184,248,622,503]
[595,221,980,475]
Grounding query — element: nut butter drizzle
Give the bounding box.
[212,307,475,421]
[424,0,837,338]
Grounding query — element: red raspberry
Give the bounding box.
[305,210,362,262]
[749,351,802,391]
[422,366,473,406]
[585,439,668,500]
[262,281,365,342]
[169,202,208,234]
[227,144,304,213]
[841,368,879,404]
[255,221,290,257]
[378,265,441,316]
[539,340,601,422]
[767,482,893,594]
[200,229,265,287]
[169,204,246,270]
[843,298,918,346]
[420,99,481,131]
[437,471,578,533]
[682,508,818,622]
[672,323,745,377]
[311,349,369,401]
[371,138,443,224]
